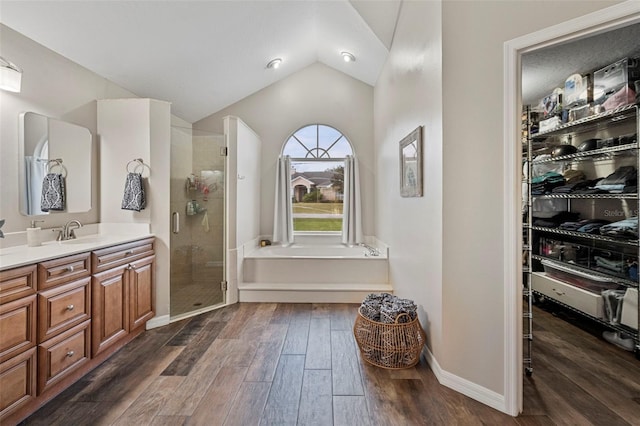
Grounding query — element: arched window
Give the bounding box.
[282,124,353,232]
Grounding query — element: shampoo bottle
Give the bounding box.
[27,220,43,247]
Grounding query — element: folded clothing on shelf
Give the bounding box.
[594,256,625,274]
[599,217,638,239]
[558,219,610,233]
[595,166,637,193]
[533,211,580,228]
[563,169,586,184]
[554,178,603,194]
[577,220,610,234]
[531,172,565,194]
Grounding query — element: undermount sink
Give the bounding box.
[61,236,107,245]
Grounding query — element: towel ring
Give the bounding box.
[47,159,67,177]
[126,158,151,177]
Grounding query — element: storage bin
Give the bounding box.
[532,271,605,318]
[593,57,640,105]
[564,74,591,108]
[353,308,426,369]
[568,104,592,122]
[541,259,623,294]
[539,116,561,133]
[539,238,590,267]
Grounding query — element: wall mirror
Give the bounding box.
[399,126,423,198]
[19,112,92,216]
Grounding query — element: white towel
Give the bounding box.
[41,173,65,211]
[121,173,146,211]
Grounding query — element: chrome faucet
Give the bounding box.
[53,220,83,241]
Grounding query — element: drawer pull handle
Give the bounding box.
[552,288,565,296]
[128,263,136,270]
[66,304,75,311]
[66,351,75,357]
[66,265,75,273]
[125,250,134,256]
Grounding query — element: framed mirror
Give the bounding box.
[19,112,92,216]
[399,126,423,197]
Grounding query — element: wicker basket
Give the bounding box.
[353,307,426,369]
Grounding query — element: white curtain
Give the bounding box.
[342,155,363,246]
[24,156,47,215]
[273,155,294,245]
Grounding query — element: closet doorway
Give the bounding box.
[170,126,227,319]
[510,7,640,417]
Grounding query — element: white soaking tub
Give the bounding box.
[239,239,391,302]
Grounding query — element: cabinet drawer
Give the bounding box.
[38,253,91,291]
[92,238,154,273]
[37,320,90,394]
[38,277,91,343]
[0,264,37,305]
[532,272,604,319]
[0,295,36,364]
[0,347,36,420]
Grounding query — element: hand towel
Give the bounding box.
[121,172,146,211]
[41,173,66,211]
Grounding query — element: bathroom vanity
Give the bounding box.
[0,233,155,425]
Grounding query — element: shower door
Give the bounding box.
[170,126,226,319]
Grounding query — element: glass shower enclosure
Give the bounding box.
[170,126,226,319]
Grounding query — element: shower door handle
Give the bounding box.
[172,212,180,234]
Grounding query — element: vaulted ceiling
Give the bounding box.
[3,1,638,122]
[0,0,401,122]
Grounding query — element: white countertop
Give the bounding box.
[0,223,153,271]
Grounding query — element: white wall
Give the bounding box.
[195,62,374,238]
[98,99,172,320]
[0,24,136,233]
[440,0,624,398]
[374,0,624,413]
[373,0,444,371]
[224,116,262,305]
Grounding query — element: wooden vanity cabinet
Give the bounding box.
[0,237,155,425]
[0,266,37,420]
[36,254,92,395]
[91,238,155,356]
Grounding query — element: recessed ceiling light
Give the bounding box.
[266,58,282,69]
[341,51,356,63]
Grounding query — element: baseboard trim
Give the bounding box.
[422,346,508,414]
[146,314,170,330]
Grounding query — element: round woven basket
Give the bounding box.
[353,307,426,369]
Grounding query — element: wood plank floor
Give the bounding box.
[20,302,640,426]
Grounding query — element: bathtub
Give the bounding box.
[245,243,387,259]
[239,239,391,303]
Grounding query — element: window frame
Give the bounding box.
[282,124,354,235]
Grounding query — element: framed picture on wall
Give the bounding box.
[399,126,423,197]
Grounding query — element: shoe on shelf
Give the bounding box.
[602,331,635,351]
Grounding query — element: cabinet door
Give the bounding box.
[0,347,36,420]
[0,295,36,364]
[91,266,128,356]
[128,255,155,331]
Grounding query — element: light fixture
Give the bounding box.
[341,51,356,63]
[0,56,22,93]
[266,58,282,69]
